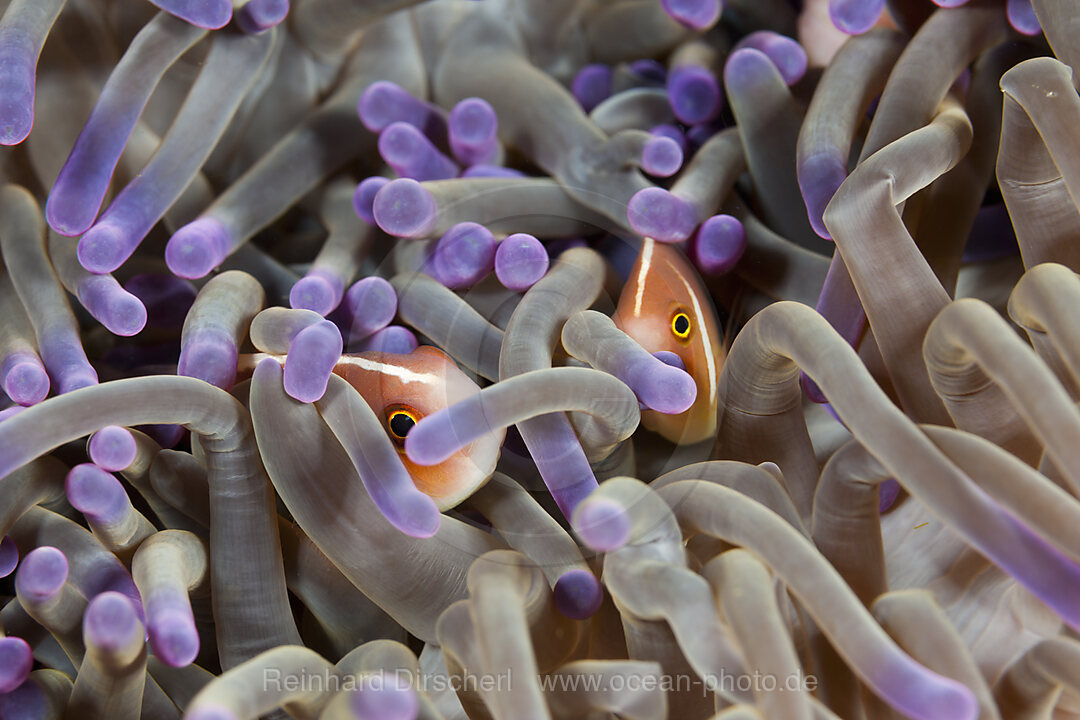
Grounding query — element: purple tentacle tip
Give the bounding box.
[461,164,525,179]
[352,674,420,720]
[16,546,67,600]
[2,352,49,406]
[692,214,745,274]
[428,222,496,289]
[627,188,698,243]
[641,135,683,178]
[358,81,445,139]
[291,269,346,316]
[799,152,847,240]
[354,176,391,226]
[733,31,808,86]
[629,59,667,84]
[0,637,32,694]
[574,497,632,552]
[0,535,17,578]
[800,373,829,404]
[284,320,343,403]
[829,0,886,34]
[0,674,50,720]
[88,425,137,471]
[0,406,27,423]
[627,354,697,414]
[378,121,458,181]
[148,610,199,667]
[80,275,148,337]
[879,478,901,513]
[77,222,127,274]
[359,81,403,131]
[1006,0,1040,35]
[891,673,978,720]
[661,0,721,29]
[650,124,688,154]
[667,65,722,125]
[554,568,604,620]
[149,0,232,29]
[572,64,614,113]
[186,707,239,720]
[235,0,289,34]
[165,217,230,279]
[0,44,35,146]
[373,179,438,239]
[53,359,99,395]
[356,326,417,354]
[345,276,398,341]
[84,591,141,652]
[449,97,498,166]
[45,198,82,239]
[686,121,722,148]
[653,351,686,371]
[725,48,787,100]
[66,463,128,524]
[380,488,441,539]
[495,233,549,290]
[178,328,239,390]
[403,412,456,467]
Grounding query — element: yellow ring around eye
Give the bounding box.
[671,311,692,340]
[385,405,420,443]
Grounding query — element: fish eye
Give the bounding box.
[671,311,692,340]
[385,405,419,444]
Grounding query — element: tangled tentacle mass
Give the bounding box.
[0,0,1079,718]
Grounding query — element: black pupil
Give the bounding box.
[674,314,690,335]
[389,413,415,439]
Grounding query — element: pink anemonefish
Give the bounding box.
[612,238,725,445]
[240,345,503,509]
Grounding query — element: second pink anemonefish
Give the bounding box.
[612,238,725,445]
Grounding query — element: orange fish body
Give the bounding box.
[331,345,503,508]
[240,345,503,509]
[612,238,725,444]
